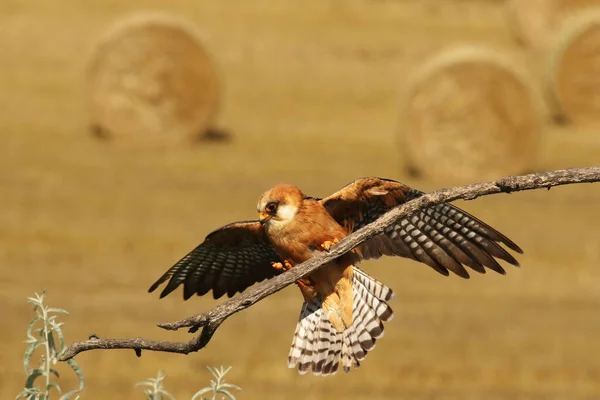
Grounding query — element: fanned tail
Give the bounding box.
[287,267,394,375]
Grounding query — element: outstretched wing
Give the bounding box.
[149,220,282,300]
[320,177,523,278]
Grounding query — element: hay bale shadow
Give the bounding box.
[194,127,232,143]
[89,123,232,145]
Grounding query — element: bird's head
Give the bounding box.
[257,184,304,227]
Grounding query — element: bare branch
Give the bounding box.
[58,166,600,361]
[60,335,204,359]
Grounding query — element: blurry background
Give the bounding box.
[1,0,600,399]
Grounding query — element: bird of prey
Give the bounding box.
[149,177,522,375]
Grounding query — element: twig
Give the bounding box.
[58,166,600,361]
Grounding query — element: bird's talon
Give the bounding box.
[271,262,284,271]
[272,260,293,271]
[321,238,340,251]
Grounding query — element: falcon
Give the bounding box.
[149,178,522,375]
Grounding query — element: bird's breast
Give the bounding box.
[269,231,315,264]
[267,217,348,265]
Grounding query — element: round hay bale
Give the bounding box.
[546,9,600,125]
[398,46,543,184]
[507,0,600,49]
[86,13,219,144]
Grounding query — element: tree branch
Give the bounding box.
[58,166,600,361]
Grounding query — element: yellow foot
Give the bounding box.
[271,259,293,271]
[321,238,340,251]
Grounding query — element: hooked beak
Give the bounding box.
[259,212,271,224]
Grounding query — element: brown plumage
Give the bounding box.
[149,177,523,375]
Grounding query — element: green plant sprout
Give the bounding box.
[138,366,241,400]
[16,291,84,400]
[136,370,176,400]
[192,366,241,400]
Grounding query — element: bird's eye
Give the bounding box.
[265,202,277,213]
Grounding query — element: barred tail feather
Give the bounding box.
[288,301,317,375]
[288,268,394,376]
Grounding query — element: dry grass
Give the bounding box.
[0,1,599,399]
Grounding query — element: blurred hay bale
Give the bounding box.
[507,0,600,50]
[546,10,600,125]
[399,46,543,184]
[86,13,219,145]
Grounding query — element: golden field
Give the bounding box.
[1,0,600,399]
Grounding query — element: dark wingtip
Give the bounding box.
[159,287,174,299]
[514,245,525,255]
[497,249,521,267]
[470,265,486,275]
[148,281,161,293]
[148,273,172,294]
[499,237,524,254]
